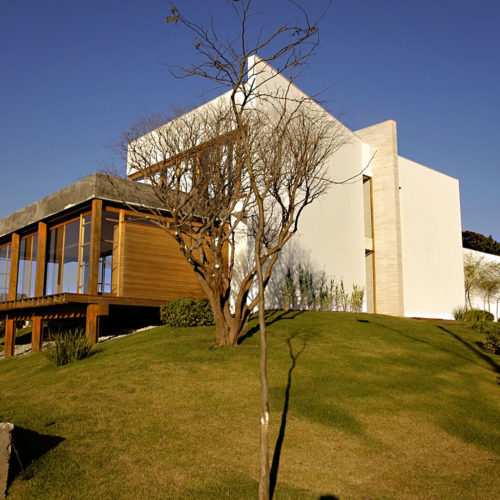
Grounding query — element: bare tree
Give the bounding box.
[112,1,347,497]
[464,252,484,308]
[463,252,500,318]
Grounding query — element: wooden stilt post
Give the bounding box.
[31,316,43,352]
[4,319,16,358]
[85,303,108,345]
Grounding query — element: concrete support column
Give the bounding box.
[3,319,16,358]
[85,303,108,345]
[31,316,43,352]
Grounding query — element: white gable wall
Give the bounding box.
[399,156,465,318]
[249,57,368,305]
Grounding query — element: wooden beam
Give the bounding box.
[8,234,20,301]
[31,316,43,352]
[85,302,109,344]
[34,222,47,297]
[88,199,103,295]
[3,318,15,358]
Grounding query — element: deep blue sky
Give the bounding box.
[1,0,498,239]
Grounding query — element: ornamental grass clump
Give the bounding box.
[45,328,93,366]
[452,307,494,322]
[160,298,214,327]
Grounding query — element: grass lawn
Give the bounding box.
[1,312,499,499]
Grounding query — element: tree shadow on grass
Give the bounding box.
[7,426,64,491]
[270,331,309,499]
[238,310,304,344]
[437,325,500,375]
[358,319,498,376]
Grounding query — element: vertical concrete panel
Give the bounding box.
[356,121,404,316]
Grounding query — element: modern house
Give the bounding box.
[0,57,470,357]
[0,175,205,357]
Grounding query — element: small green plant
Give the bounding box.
[484,329,500,355]
[160,298,214,327]
[350,284,365,313]
[470,322,500,355]
[278,265,365,313]
[280,268,297,310]
[45,328,93,366]
[452,307,494,322]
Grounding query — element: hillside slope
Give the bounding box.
[1,312,499,499]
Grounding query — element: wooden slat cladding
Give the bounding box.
[118,222,205,301]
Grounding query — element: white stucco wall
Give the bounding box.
[249,57,367,307]
[294,139,366,289]
[399,156,465,318]
[464,248,500,320]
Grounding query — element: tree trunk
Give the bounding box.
[207,292,247,347]
[255,223,270,499]
[258,293,270,499]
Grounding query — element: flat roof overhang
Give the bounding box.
[0,173,164,240]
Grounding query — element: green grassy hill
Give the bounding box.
[1,312,499,499]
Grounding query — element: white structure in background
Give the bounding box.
[464,248,500,320]
[128,57,467,319]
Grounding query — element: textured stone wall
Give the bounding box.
[0,423,13,499]
[356,121,405,316]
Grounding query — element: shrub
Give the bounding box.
[452,307,494,322]
[484,330,500,354]
[470,322,500,355]
[45,328,93,366]
[160,298,214,327]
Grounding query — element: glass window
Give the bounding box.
[61,220,80,293]
[45,226,64,295]
[124,213,157,226]
[78,215,92,294]
[0,243,11,301]
[99,211,119,294]
[17,233,38,299]
[45,214,91,295]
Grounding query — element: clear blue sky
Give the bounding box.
[1,0,498,239]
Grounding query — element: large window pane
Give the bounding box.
[61,220,80,293]
[45,226,64,295]
[99,211,118,294]
[45,214,92,295]
[0,244,11,301]
[17,234,38,299]
[78,214,92,293]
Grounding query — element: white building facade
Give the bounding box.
[129,57,468,319]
